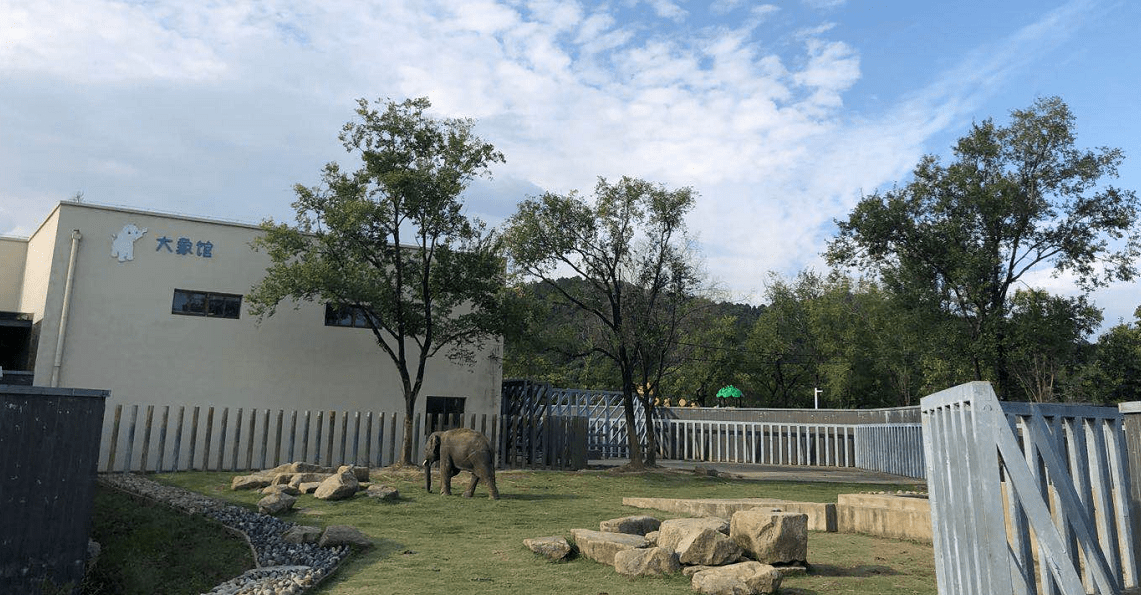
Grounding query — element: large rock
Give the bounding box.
[691,561,783,595]
[523,536,573,561]
[570,529,649,566]
[656,517,729,553]
[282,525,323,544]
[231,474,272,491]
[314,470,359,501]
[614,546,680,577]
[288,473,332,488]
[299,482,322,494]
[366,485,400,501]
[257,492,297,515]
[338,464,370,482]
[319,525,372,548]
[677,527,743,566]
[261,484,300,496]
[600,515,661,535]
[290,462,332,473]
[624,497,836,532]
[730,510,808,565]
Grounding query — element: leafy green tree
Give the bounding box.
[659,312,743,407]
[1005,289,1101,402]
[827,97,1140,398]
[247,97,508,465]
[744,272,823,408]
[505,177,703,467]
[1087,306,1141,403]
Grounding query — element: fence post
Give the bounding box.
[140,405,154,472]
[125,405,138,473]
[1120,401,1141,576]
[173,406,185,472]
[106,404,122,472]
[158,405,169,472]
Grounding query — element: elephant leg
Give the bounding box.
[464,474,479,498]
[441,461,457,496]
[484,471,500,500]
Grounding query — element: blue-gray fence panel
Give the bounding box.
[1,386,109,595]
[922,381,1137,595]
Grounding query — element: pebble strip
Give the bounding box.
[98,473,350,595]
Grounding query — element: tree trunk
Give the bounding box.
[641,396,658,466]
[400,390,418,466]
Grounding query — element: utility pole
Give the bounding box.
[813,387,822,409]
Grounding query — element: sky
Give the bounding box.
[2,0,1139,332]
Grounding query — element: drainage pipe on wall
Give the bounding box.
[50,229,82,387]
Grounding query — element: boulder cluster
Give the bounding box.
[525,509,808,595]
[230,462,401,515]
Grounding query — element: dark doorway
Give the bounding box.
[0,312,34,385]
[426,396,466,432]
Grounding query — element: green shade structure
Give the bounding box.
[716,385,743,399]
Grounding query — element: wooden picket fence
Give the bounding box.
[100,403,587,473]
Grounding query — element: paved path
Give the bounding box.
[589,459,925,485]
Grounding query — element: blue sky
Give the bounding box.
[2,0,1139,330]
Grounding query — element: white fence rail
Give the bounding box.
[922,382,1137,595]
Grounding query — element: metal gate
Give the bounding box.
[922,382,1137,595]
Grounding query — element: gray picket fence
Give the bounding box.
[922,382,1137,595]
[100,403,587,473]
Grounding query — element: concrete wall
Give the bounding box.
[662,406,921,425]
[0,236,28,311]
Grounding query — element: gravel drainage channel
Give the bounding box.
[97,473,353,595]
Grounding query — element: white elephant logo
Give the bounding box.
[111,224,148,262]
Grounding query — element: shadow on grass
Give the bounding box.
[808,563,899,577]
[497,492,582,502]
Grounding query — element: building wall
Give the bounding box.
[19,207,59,321]
[18,203,501,420]
[0,236,28,311]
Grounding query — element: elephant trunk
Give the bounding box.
[423,459,432,493]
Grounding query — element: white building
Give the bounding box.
[1,202,503,468]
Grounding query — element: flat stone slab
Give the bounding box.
[836,493,931,543]
[624,497,836,532]
[570,529,649,566]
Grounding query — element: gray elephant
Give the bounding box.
[423,428,500,500]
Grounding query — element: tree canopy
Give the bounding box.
[505,176,704,467]
[827,96,1140,397]
[247,97,508,465]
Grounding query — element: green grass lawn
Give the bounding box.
[151,466,935,595]
[85,485,256,595]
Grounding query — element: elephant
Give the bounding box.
[423,428,500,500]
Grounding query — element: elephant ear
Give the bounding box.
[425,433,441,460]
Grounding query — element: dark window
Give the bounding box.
[324,304,371,328]
[426,396,466,432]
[172,289,242,319]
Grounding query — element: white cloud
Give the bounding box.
[0,0,1126,322]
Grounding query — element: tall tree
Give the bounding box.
[1006,289,1101,402]
[505,177,702,467]
[247,97,507,465]
[827,97,1140,397]
[1087,306,1141,404]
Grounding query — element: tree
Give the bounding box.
[247,97,507,465]
[1006,289,1101,402]
[827,97,1140,398]
[505,177,703,467]
[744,272,823,408]
[1087,306,1141,403]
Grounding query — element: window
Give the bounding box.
[426,396,466,432]
[324,304,371,328]
[172,289,242,319]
